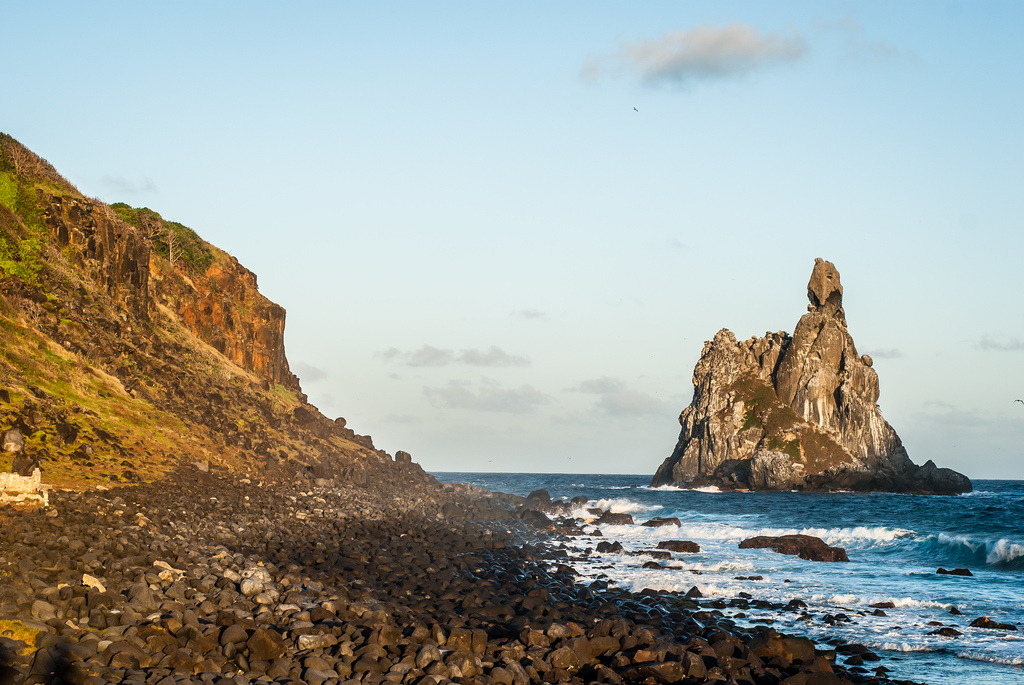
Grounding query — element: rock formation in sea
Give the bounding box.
[651,258,971,494]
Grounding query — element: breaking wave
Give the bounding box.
[924,533,1024,569]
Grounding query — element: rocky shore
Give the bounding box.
[0,468,928,685]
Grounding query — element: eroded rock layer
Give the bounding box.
[651,258,970,494]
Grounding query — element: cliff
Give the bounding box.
[0,133,421,490]
[651,258,971,494]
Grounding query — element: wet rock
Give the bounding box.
[739,534,849,562]
[657,540,701,553]
[936,567,972,576]
[596,541,624,554]
[969,616,1017,631]
[597,511,634,525]
[641,517,681,528]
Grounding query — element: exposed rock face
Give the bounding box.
[153,252,298,389]
[652,258,971,494]
[0,134,399,489]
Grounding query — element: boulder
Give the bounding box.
[2,429,24,453]
[656,540,701,553]
[739,534,849,562]
[937,567,973,576]
[641,516,681,528]
[596,511,634,525]
[969,616,1017,631]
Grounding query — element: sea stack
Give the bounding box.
[651,258,971,494]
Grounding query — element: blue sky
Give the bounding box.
[4,2,1022,478]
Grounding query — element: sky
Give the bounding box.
[3,2,1022,479]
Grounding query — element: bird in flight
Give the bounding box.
[1015,399,1024,405]
[634,107,638,112]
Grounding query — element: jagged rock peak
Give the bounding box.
[806,257,844,321]
[650,259,971,495]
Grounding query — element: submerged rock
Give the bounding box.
[652,258,971,495]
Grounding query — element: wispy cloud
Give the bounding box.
[101,175,157,195]
[378,345,530,367]
[292,362,328,383]
[424,380,549,413]
[584,24,807,87]
[815,14,919,65]
[863,348,903,359]
[512,309,549,321]
[979,335,1024,352]
[571,376,673,416]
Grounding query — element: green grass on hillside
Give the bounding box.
[112,202,214,273]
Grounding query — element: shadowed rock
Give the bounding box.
[739,534,849,562]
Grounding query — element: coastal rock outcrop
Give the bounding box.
[652,258,971,494]
[739,534,850,562]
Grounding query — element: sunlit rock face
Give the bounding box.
[651,258,971,495]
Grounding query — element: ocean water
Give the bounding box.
[433,473,1024,685]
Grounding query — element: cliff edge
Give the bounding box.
[651,258,971,494]
[0,133,422,491]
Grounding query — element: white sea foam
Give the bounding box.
[936,533,1024,564]
[956,650,1024,666]
[985,538,1024,564]
[593,498,662,514]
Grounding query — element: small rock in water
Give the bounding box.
[596,541,624,554]
[969,616,1017,631]
[641,516,681,528]
[936,567,973,576]
[657,540,701,553]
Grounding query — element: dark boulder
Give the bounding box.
[739,534,849,562]
[969,616,1017,631]
[596,511,634,525]
[596,541,624,554]
[519,509,551,528]
[656,540,701,553]
[936,567,973,576]
[642,516,681,528]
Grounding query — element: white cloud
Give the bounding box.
[863,348,903,359]
[457,346,529,367]
[815,14,919,65]
[586,24,807,86]
[512,309,549,321]
[378,344,530,367]
[979,335,1024,352]
[571,376,673,417]
[424,380,549,413]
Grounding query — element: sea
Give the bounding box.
[432,473,1024,685]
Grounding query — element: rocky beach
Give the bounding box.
[0,463,936,685]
